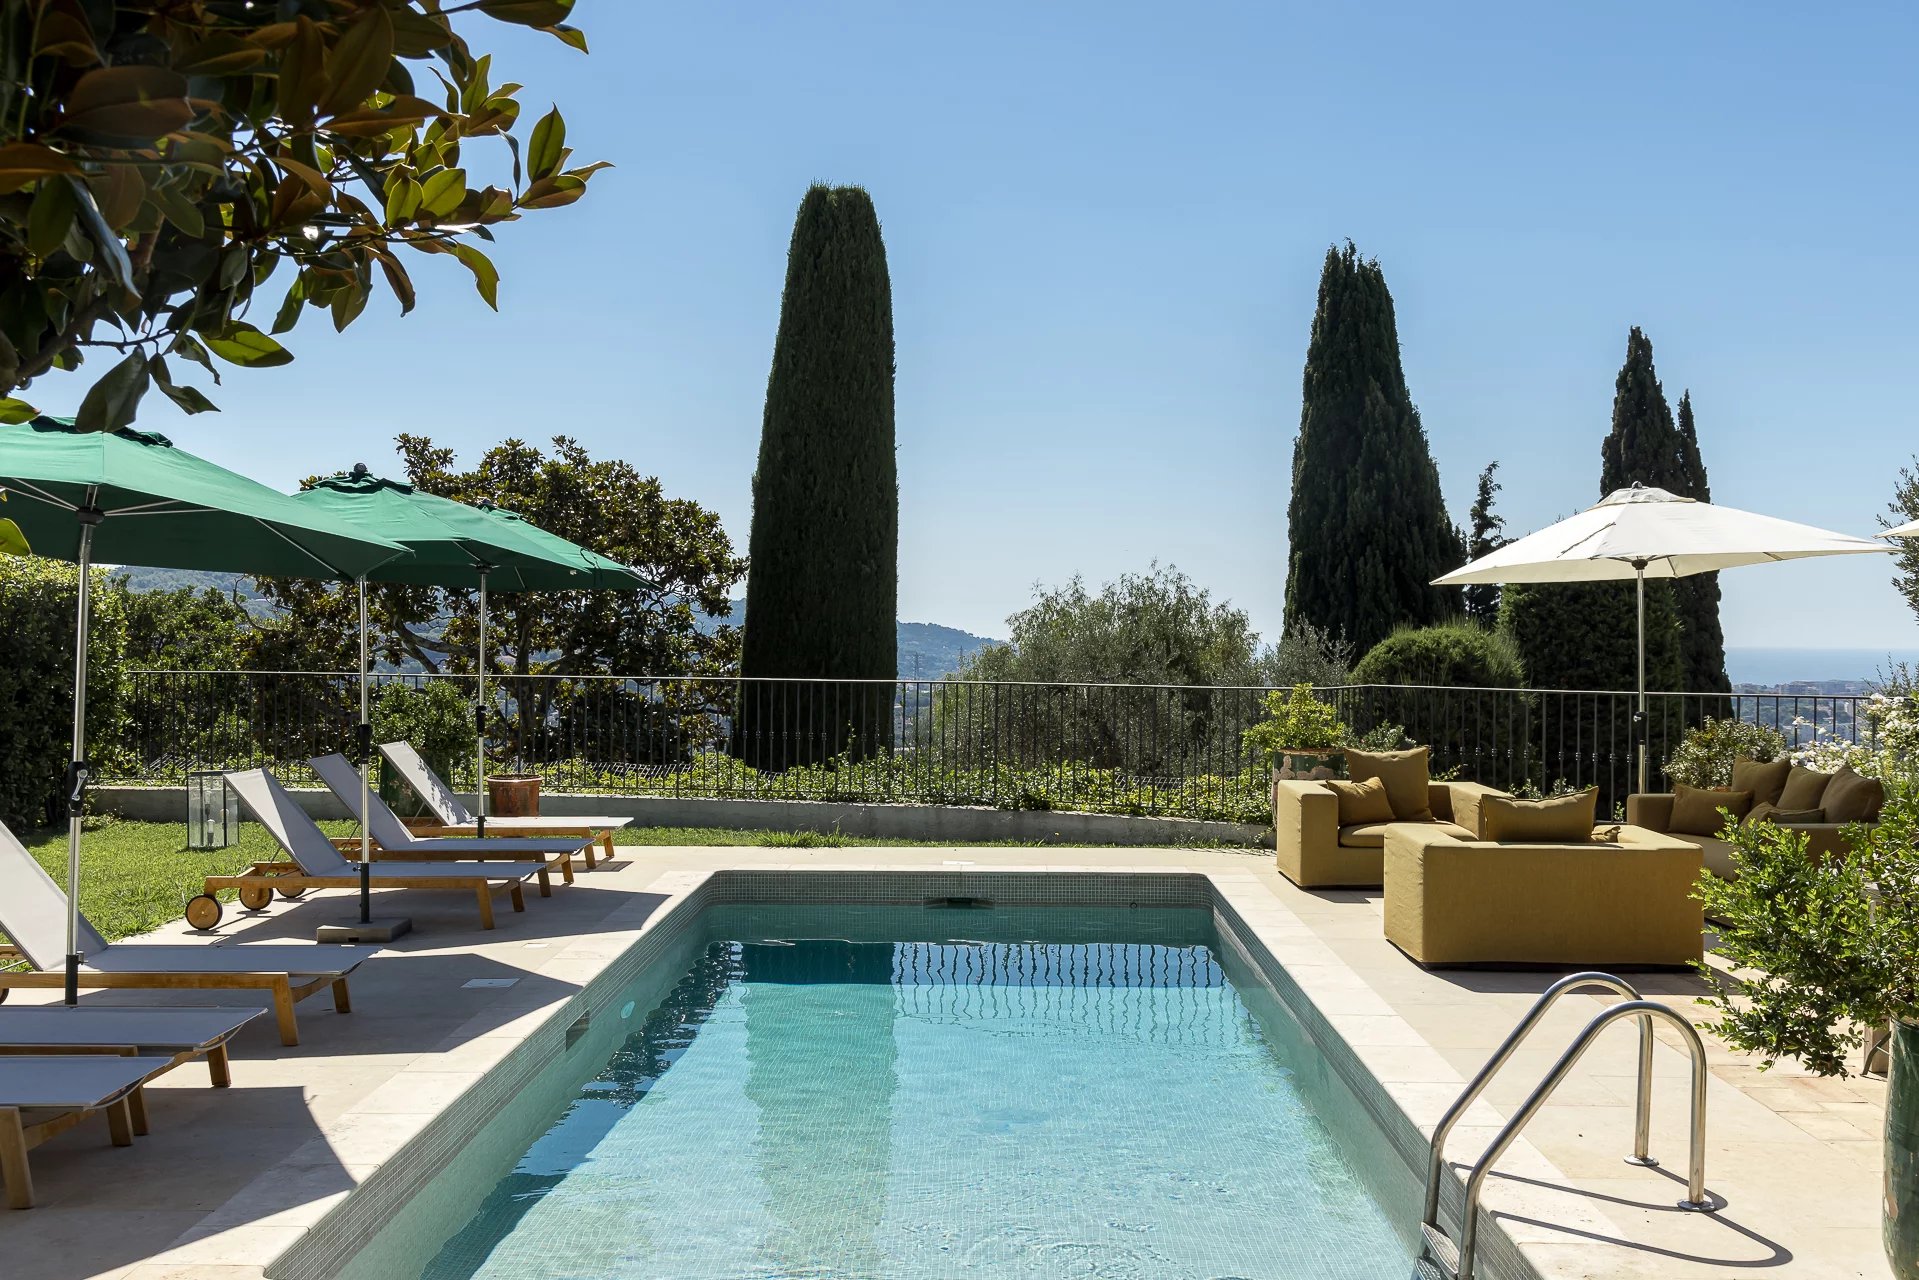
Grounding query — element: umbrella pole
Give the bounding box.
[475,570,488,838]
[358,577,371,925]
[63,503,102,1006]
[1636,562,1648,796]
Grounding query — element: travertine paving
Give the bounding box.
[0,843,1890,1280]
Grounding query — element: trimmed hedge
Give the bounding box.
[1352,621,1525,688]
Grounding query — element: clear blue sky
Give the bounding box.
[32,1,1919,650]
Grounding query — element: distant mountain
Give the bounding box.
[114,575,1004,678]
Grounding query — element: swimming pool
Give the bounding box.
[336,895,1420,1279]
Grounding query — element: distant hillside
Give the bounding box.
[115,574,1003,677]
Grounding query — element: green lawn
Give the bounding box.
[12,820,1253,947]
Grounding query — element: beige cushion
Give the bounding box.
[1822,765,1886,823]
[1778,766,1833,811]
[1479,790,1598,843]
[1745,802,1825,826]
[1340,819,1472,849]
[1347,747,1432,821]
[1326,777,1396,826]
[1670,783,1752,836]
[1730,758,1791,808]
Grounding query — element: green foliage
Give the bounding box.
[0,556,127,826]
[1267,618,1353,689]
[738,184,898,767]
[1695,763,1919,1076]
[118,580,250,669]
[371,680,474,773]
[1242,684,1348,768]
[1663,717,1787,789]
[1671,392,1729,696]
[1464,462,1505,624]
[0,1,605,428]
[756,827,847,848]
[1283,242,1465,653]
[1890,456,1919,626]
[1353,621,1524,689]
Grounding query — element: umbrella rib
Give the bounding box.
[1,479,78,511]
[110,504,218,518]
[255,520,389,580]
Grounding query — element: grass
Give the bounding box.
[9,819,1260,948]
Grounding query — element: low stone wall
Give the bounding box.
[92,785,1270,849]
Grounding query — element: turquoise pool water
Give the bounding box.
[347,906,1416,1279]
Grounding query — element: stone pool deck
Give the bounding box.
[0,843,1890,1280]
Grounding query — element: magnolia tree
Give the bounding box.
[0,0,604,429]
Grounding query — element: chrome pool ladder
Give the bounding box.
[1417,971,1718,1280]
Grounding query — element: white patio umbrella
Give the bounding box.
[1883,518,1919,540]
[1434,484,1891,793]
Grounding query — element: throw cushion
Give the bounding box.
[1325,777,1396,826]
[1670,782,1752,835]
[1346,746,1432,821]
[1730,758,1791,808]
[1745,802,1826,826]
[1478,790,1597,843]
[1777,765,1833,811]
[1822,765,1886,823]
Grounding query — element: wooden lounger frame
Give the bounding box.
[201,859,544,932]
[399,818,612,867]
[324,836,576,883]
[0,949,349,1047]
[0,1080,142,1209]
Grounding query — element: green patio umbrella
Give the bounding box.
[0,418,408,1001]
[289,467,648,919]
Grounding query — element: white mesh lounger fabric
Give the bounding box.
[378,740,630,865]
[0,822,374,1047]
[0,1054,178,1207]
[307,753,587,884]
[217,768,552,932]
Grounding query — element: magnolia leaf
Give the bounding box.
[272,278,309,334]
[321,6,397,115]
[330,278,370,331]
[150,182,207,238]
[0,518,28,556]
[0,143,81,195]
[204,323,294,369]
[450,243,499,309]
[374,251,417,315]
[174,34,269,76]
[26,178,77,257]
[0,398,40,425]
[64,177,136,296]
[57,67,195,143]
[384,176,423,223]
[420,167,468,218]
[149,356,218,415]
[171,334,222,384]
[74,351,151,433]
[518,173,586,210]
[546,25,589,53]
[90,163,146,230]
[527,107,565,180]
[476,1,575,27]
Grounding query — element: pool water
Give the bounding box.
[365,908,1415,1279]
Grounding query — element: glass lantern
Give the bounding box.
[186,771,240,850]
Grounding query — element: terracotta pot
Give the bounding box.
[1274,748,1347,782]
[1887,1021,1919,1276]
[486,773,542,818]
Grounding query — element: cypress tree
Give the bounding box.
[1673,391,1730,694]
[1283,244,1464,653]
[736,185,898,769]
[1464,462,1505,624]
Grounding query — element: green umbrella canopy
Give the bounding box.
[290,467,650,591]
[0,418,408,578]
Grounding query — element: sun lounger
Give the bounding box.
[205,769,551,933]
[379,740,631,866]
[0,1054,177,1207]
[0,1006,263,1089]
[307,754,585,884]
[0,824,374,1046]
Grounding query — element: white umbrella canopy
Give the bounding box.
[1884,518,1919,540]
[1433,484,1891,792]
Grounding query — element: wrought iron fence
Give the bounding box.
[107,670,1880,823]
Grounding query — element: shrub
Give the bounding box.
[371,681,478,811]
[1663,717,1787,789]
[0,559,128,828]
[1351,620,1524,688]
[1242,684,1349,769]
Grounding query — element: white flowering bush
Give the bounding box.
[1790,692,1919,779]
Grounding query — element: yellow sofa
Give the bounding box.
[1272,778,1506,888]
[1382,822,1704,967]
[1626,793,1863,881]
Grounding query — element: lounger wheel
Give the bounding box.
[275,884,307,899]
[238,883,274,911]
[185,894,223,931]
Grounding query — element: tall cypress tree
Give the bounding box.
[1283,243,1463,653]
[1673,391,1729,694]
[736,185,898,768]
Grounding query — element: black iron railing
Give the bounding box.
[106,671,1879,823]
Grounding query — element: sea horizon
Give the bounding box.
[1726,646,1919,687]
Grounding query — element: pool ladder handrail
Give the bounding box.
[1418,973,1718,1280]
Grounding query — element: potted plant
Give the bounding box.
[1695,719,1917,1273]
[1244,683,1351,781]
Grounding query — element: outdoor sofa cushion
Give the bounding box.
[1478,790,1598,843]
[1745,803,1824,826]
[1669,783,1752,836]
[1731,758,1791,807]
[1335,819,1474,849]
[1326,777,1395,826]
[1346,746,1432,822]
[1778,765,1834,811]
[1822,766,1886,823]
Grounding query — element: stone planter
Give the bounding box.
[486,773,542,818]
[1888,1021,1919,1276]
[1274,748,1346,782]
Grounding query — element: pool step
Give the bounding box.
[1419,1222,1461,1279]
